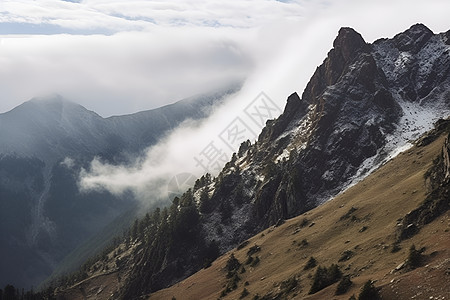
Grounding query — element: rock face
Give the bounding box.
[111,24,450,299]
[0,87,237,289]
[244,23,450,227]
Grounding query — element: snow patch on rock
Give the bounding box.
[346,97,450,190]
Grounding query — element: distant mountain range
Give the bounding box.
[47,23,450,300]
[0,85,239,289]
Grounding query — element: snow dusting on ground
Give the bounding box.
[275,104,318,162]
[343,34,450,193]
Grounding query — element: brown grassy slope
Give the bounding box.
[150,134,450,300]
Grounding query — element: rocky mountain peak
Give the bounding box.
[257,92,304,144]
[30,93,65,104]
[333,27,368,62]
[393,23,433,53]
[281,92,304,124]
[9,94,95,125]
[301,27,369,106]
[409,23,432,33]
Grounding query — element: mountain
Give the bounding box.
[0,85,239,289]
[0,89,237,163]
[51,114,450,300]
[46,24,450,300]
[150,121,450,300]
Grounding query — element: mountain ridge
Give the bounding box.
[150,121,450,300]
[47,24,450,300]
[126,23,450,297]
[0,88,235,163]
[53,117,450,300]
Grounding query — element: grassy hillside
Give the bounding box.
[150,132,450,300]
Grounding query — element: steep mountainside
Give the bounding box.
[0,86,237,289]
[53,118,450,300]
[50,24,450,300]
[151,122,450,300]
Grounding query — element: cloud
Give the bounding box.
[76,0,450,204]
[0,1,144,32]
[1,0,449,116]
[78,87,284,204]
[75,21,332,203]
[1,1,306,32]
[61,157,75,169]
[0,1,310,116]
[3,0,450,204]
[0,27,255,116]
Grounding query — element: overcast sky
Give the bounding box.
[1,0,449,117]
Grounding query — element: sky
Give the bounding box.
[1,0,449,117]
[2,0,450,203]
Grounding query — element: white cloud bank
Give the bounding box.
[0,27,256,116]
[0,0,308,116]
[2,0,450,204]
[1,0,449,116]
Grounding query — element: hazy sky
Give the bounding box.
[1,0,449,117]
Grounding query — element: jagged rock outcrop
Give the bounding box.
[373,24,450,105]
[303,27,370,103]
[251,25,403,226]
[392,23,434,53]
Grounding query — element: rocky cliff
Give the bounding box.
[203,23,450,236]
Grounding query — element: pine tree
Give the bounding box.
[407,244,423,269]
[309,264,342,294]
[131,219,139,241]
[199,187,210,213]
[358,280,379,300]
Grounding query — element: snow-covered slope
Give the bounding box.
[349,25,450,186]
